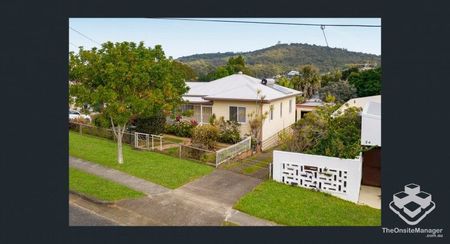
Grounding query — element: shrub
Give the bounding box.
[285,104,362,159]
[215,117,241,144]
[92,113,111,128]
[191,124,219,150]
[164,120,196,137]
[134,114,166,135]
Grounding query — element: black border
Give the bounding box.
[1,0,449,243]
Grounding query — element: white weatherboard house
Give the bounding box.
[332,95,381,117]
[361,101,381,147]
[181,73,301,150]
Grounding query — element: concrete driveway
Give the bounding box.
[115,169,263,226]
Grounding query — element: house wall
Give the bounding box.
[261,96,296,142]
[296,106,317,121]
[210,100,259,137]
[361,113,381,146]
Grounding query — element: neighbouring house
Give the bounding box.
[287,70,299,77]
[181,72,302,150]
[332,95,381,187]
[295,94,324,121]
[360,101,381,187]
[332,95,381,117]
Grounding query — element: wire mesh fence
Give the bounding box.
[69,121,216,166]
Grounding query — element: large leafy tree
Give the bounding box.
[348,67,381,97]
[201,55,253,81]
[319,80,357,103]
[320,69,342,87]
[283,105,362,159]
[69,41,188,164]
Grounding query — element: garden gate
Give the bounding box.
[134,132,163,151]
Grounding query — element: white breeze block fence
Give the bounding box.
[272,150,363,203]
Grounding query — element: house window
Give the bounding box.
[180,104,193,113]
[202,106,212,124]
[230,106,246,123]
[289,99,292,113]
[280,102,283,117]
[270,108,273,120]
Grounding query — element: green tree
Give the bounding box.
[291,65,321,98]
[202,55,252,81]
[172,61,197,80]
[341,66,360,80]
[309,107,362,158]
[319,80,357,103]
[283,105,362,159]
[69,41,188,164]
[348,67,381,97]
[321,69,342,87]
[276,76,294,88]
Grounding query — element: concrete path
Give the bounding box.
[69,202,116,226]
[69,156,170,196]
[69,157,277,226]
[358,185,381,209]
[70,194,159,226]
[225,209,280,226]
[115,169,267,226]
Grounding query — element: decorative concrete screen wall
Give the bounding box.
[272,150,363,203]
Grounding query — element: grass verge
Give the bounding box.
[234,180,381,226]
[69,131,213,189]
[69,167,144,201]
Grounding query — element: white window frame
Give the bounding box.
[201,105,213,125]
[229,106,246,123]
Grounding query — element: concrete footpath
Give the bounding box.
[69,156,170,196]
[69,157,279,226]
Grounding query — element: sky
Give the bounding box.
[69,18,381,59]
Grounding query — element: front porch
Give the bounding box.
[180,103,213,125]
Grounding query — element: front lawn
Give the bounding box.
[69,131,213,189]
[234,180,381,226]
[69,167,145,201]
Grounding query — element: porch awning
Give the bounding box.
[182,96,211,104]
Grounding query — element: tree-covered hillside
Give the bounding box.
[178,43,381,78]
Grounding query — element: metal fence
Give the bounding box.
[215,136,252,167]
[69,121,216,166]
[69,121,136,145]
[134,132,163,151]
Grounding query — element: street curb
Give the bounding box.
[69,190,116,205]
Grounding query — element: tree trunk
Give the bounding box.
[110,117,126,164]
[116,125,124,164]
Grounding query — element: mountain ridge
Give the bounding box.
[177,43,381,78]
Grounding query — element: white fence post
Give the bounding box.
[215,136,252,167]
[151,136,154,150]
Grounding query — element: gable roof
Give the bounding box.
[185,73,301,102]
[332,95,381,116]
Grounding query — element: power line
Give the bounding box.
[320,25,337,70]
[320,25,329,47]
[156,18,381,28]
[69,26,101,45]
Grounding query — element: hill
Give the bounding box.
[177,43,381,78]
